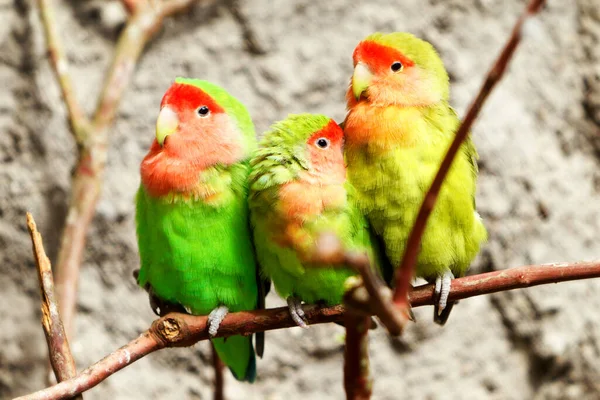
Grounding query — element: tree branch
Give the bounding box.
[392,0,548,317]
[37,0,90,143]
[343,314,372,400]
[26,213,81,399]
[16,260,600,400]
[311,234,405,336]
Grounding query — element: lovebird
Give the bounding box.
[249,114,388,327]
[343,32,487,324]
[136,78,263,381]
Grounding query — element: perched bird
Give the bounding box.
[136,78,263,381]
[249,114,387,327]
[343,32,487,324]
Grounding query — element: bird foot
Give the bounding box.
[207,305,229,337]
[287,297,308,329]
[434,271,454,315]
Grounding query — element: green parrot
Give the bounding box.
[136,78,263,381]
[343,32,488,324]
[249,114,389,327]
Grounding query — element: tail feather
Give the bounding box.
[434,301,455,325]
[212,335,256,382]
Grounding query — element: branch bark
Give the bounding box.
[16,260,600,400]
[37,0,90,142]
[343,314,372,400]
[26,213,82,399]
[311,234,405,335]
[392,0,548,317]
[36,0,209,341]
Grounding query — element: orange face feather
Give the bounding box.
[347,40,441,108]
[304,120,346,184]
[275,120,348,249]
[278,120,347,221]
[140,83,244,197]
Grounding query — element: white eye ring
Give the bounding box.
[196,106,210,117]
[315,137,330,149]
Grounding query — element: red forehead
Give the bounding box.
[353,40,415,72]
[307,119,343,145]
[160,83,225,113]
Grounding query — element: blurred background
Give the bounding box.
[1,0,600,399]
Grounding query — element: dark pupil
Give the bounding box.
[198,106,209,115]
[317,139,328,148]
[391,62,403,71]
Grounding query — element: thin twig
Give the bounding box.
[37,0,90,143]
[26,213,82,399]
[343,314,372,400]
[392,0,548,316]
[16,260,600,400]
[44,0,208,341]
[211,343,225,400]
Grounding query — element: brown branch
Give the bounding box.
[16,260,600,400]
[311,234,405,336]
[120,0,141,14]
[44,0,208,341]
[343,314,372,400]
[392,0,548,315]
[211,343,225,400]
[26,213,82,399]
[37,0,90,143]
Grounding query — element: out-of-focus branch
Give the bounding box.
[120,0,140,14]
[392,0,548,318]
[343,314,372,400]
[37,0,90,142]
[312,234,404,336]
[39,0,210,341]
[26,213,82,400]
[16,260,600,400]
[211,344,225,400]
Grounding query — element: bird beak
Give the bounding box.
[352,62,374,101]
[156,107,179,146]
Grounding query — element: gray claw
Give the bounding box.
[435,271,454,314]
[287,297,308,329]
[207,305,229,337]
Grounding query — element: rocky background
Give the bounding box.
[1,0,600,399]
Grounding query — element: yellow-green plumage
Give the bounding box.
[344,32,487,323]
[249,114,387,306]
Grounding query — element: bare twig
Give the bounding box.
[37,0,90,142]
[16,260,600,400]
[211,344,225,400]
[392,0,548,317]
[39,0,208,340]
[26,213,81,399]
[343,314,372,400]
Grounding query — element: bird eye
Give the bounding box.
[196,106,210,117]
[391,61,403,72]
[315,138,330,149]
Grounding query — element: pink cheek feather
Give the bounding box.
[140,113,245,197]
